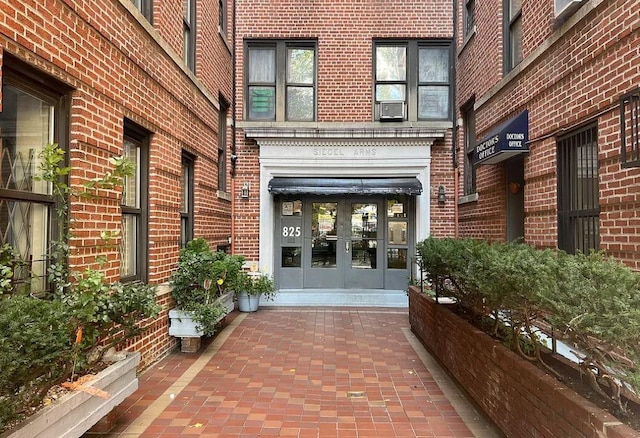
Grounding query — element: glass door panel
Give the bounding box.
[344,200,383,289]
[311,202,337,268]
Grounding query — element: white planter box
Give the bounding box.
[3,352,140,438]
[168,291,235,338]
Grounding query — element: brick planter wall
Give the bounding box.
[408,287,640,438]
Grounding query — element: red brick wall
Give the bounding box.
[455,0,640,262]
[234,0,456,255]
[1,0,232,366]
[408,287,640,438]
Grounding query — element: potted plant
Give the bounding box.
[0,144,160,436]
[235,271,276,312]
[168,238,244,351]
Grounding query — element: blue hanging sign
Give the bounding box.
[473,110,529,166]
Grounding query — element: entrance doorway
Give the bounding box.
[276,195,414,290]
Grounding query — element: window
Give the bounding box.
[218,102,228,192]
[464,0,476,38]
[0,59,69,294]
[246,41,316,122]
[131,0,153,22]
[183,0,196,71]
[122,121,149,282]
[180,153,194,248]
[557,125,599,254]
[463,103,477,195]
[218,0,226,36]
[374,40,452,121]
[505,0,523,72]
[620,87,640,167]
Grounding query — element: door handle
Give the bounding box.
[345,241,350,253]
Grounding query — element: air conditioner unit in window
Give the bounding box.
[379,101,405,121]
[554,0,582,20]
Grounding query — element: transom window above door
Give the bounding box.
[374,40,452,122]
[246,40,317,122]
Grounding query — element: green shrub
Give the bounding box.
[0,296,75,430]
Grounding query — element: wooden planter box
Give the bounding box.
[408,287,640,438]
[2,352,140,438]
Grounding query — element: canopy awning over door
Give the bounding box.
[268,177,423,195]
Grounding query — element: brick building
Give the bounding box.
[0,0,233,366]
[455,0,640,267]
[233,0,456,305]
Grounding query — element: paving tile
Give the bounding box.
[86,308,502,438]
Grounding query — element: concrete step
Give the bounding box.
[260,289,408,307]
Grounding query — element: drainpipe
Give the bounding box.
[452,0,459,238]
[230,0,237,253]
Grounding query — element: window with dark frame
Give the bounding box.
[505,0,523,72]
[0,60,69,295]
[131,0,153,22]
[183,0,196,71]
[464,0,476,38]
[181,153,194,248]
[620,87,640,167]
[218,0,226,36]
[463,103,477,195]
[122,121,149,282]
[218,102,228,192]
[557,125,600,254]
[374,40,452,122]
[246,41,316,122]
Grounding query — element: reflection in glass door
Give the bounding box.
[344,200,383,289]
[311,202,337,268]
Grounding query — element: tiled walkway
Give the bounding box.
[91,308,501,438]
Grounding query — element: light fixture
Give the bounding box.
[240,182,250,198]
[437,185,446,204]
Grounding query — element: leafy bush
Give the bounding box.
[170,238,244,336]
[416,237,640,410]
[0,296,75,430]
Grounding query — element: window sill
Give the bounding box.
[217,190,231,201]
[458,192,479,205]
[457,26,476,57]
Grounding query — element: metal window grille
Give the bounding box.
[557,125,599,254]
[463,106,476,194]
[620,88,640,167]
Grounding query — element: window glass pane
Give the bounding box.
[286,87,314,121]
[510,17,523,67]
[248,86,276,120]
[509,0,522,19]
[376,46,406,81]
[287,48,314,84]
[0,200,49,293]
[181,161,189,213]
[123,139,140,208]
[419,48,449,83]
[249,48,276,83]
[352,240,377,269]
[1,85,53,196]
[418,86,449,119]
[387,197,407,217]
[376,84,406,102]
[282,247,301,267]
[121,213,137,277]
[388,221,407,245]
[388,248,407,269]
[311,202,337,268]
[351,203,377,239]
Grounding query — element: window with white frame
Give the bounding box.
[374,40,452,121]
[246,41,316,122]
